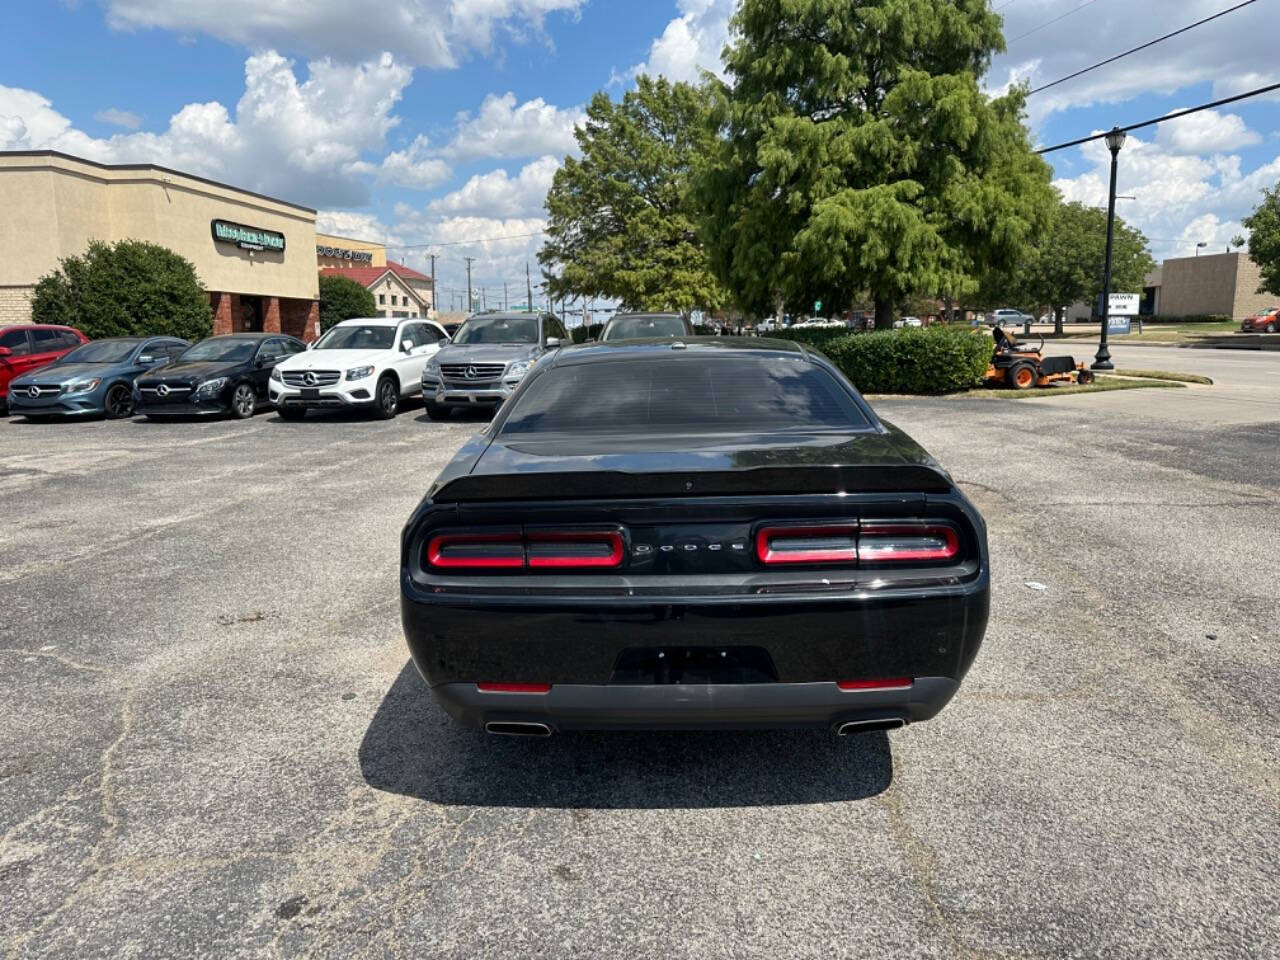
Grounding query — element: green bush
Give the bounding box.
[319,274,377,332]
[817,326,991,394]
[1139,314,1230,325]
[570,323,604,344]
[31,239,212,342]
[768,326,856,349]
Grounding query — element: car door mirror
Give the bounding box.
[402,338,414,353]
[441,336,451,345]
[545,336,562,348]
[0,346,10,358]
[256,355,274,368]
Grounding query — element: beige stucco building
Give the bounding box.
[0,150,321,338]
[315,233,386,270]
[1143,252,1273,320]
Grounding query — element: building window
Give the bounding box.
[391,295,398,306]
[379,294,385,305]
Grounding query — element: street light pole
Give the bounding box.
[1094,126,1126,371]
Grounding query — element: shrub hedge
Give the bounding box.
[569,323,604,344]
[767,326,856,349]
[812,326,991,394]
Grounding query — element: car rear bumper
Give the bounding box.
[428,676,959,733]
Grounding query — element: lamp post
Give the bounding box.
[1195,241,1208,256]
[1094,126,1127,371]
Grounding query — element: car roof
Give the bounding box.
[202,333,279,340]
[607,312,684,320]
[0,323,78,331]
[464,311,546,321]
[555,335,808,367]
[333,316,402,327]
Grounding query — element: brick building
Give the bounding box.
[1143,251,1273,320]
[0,150,321,340]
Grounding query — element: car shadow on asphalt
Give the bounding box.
[358,661,894,809]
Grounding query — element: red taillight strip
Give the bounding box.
[858,524,960,563]
[476,682,552,694]
[756,524,859,565]
[526,530,624,569]
[837,678,913,691]
[426,532,524,569]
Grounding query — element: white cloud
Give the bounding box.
[103,0,586,69]
[443,92,583,161]
[429,155,558,217]
[315,210,397,243]
[624,0,733,85]
[1156,109,1261,155]
[1051,125,1280,260]
[358,134,453,190]
[989,0,1279,125]
[0,51,416,208]
[94,107,142,129]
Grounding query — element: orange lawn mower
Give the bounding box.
[984,326,1095,390]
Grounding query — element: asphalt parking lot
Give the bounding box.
[2,345,1278,959]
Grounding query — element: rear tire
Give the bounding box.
[1007,361,1036,390]
[1077,369,1096,385]
[425,401,450,421]
[277,405,307,421]
[1266,322,1276,333]
[374,375,399,419]
[103,383,134,419]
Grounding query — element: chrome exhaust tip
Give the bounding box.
[485,721,552,737]
[836,718,906,736]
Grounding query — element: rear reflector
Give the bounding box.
[837,678,913,691]
[476,682,552,694]
[527,530,624,569]
[426,532,524,569]
[858,523,959,563]
[756,524,859,565]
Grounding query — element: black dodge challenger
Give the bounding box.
[400,337,989,736]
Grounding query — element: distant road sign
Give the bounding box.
[1108,293,1140,316]
[814,300,823,313]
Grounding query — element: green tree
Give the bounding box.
[319,273,377,332]
[698,0,1054,328]
[996,199,1153,333]
[31,239,212,341]
[539,75,728,312]
[1243,183,1280,295]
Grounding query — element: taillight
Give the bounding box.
[837,677,913,691]
[755,524,858,565]
[858,523,959,563]
[425,528,623,571]
[527,530,624,569]
[426,532,524,569]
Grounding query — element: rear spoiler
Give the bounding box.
[432,464,954,503]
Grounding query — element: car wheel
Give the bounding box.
[1007,361,1036,390]
[374,375,399,419]
[425,400,450,421]
[1077,369,1096,385]
[230,383,257,419]
[103,383,134,420]
[277,405,307,421]
[1266,322,1276,333]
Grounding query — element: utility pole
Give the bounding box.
[464,257,476,313]
[429,254,437,314]
[503,281,508,311]
[526,262,534,313]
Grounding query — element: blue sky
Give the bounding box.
[2,0,1278,305]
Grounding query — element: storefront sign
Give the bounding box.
[211,219,286,253]
[316,244,374,263]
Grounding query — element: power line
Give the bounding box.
[1007,0,1099,45]
[1028,0,1260,96]
[1035,79,1280,154]
[387,229,547,251]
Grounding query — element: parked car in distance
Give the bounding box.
[598,313,694,341]
[0,324,89,414]
[401,337,990,736]
[894,316,923,328]
[1241,307,1279,333]
[987,308,1032,327]
[270,316,448,420]
[135,333,304,420]
[7,336,190,419]
[421,311,568,420]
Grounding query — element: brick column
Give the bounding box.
[263,296,282,333]
[306,301,320,342]
[211,292,233,336]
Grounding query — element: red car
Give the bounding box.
[1241,307,1279,333]
[0,324,90,412]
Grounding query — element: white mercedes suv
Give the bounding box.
[270,316,448,419]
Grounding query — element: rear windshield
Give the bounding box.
[500,356,870,436]
[603,316,687,340]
